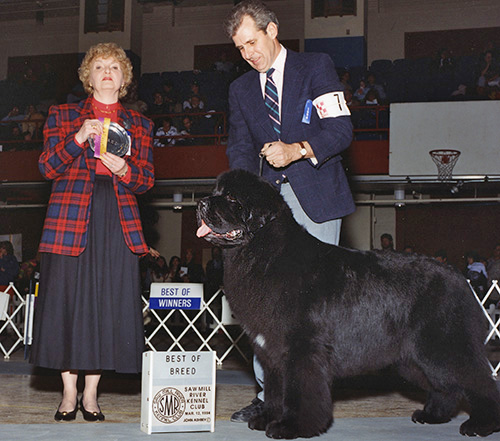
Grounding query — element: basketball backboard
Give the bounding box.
[389,101,500,177]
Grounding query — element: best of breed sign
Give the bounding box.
[141,351,216,434]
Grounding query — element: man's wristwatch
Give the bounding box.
[298,141,307,158]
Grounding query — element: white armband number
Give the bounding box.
[313,91,351,119]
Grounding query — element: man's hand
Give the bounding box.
[260,141,312,168]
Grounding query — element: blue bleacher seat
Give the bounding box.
[392,58,411,74]
[369,59,393,74]
[138,73,162,103]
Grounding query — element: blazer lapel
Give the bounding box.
[74,97,97,176]
[241,71,277,140]
[281,51,305,140]
[117,105,132,130]
[77,96,94,127]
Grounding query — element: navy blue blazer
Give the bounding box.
[226,50,355,223]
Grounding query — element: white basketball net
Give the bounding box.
[429,149,461,181]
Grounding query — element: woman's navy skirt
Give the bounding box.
[30,176,144,373]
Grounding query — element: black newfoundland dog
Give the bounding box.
[196,169,500,439]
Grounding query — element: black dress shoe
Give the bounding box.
[80,397,105,422]
[230,397,264,422]
[54,402,78,421]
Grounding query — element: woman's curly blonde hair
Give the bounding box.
[78,42,133,99]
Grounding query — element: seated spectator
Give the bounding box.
[353,79,367,101]
[345,89,362,129]
[476,50,499,99]
[21,67,37,89]
[465,250,488,295]
[19,130,41,151]
[166,256,182,283]
[484,65,500,97]
[205,246,223,292]
[148,91,167,116]
[379,233,394,251]
[2,125,24,151]
[433,48,455,73]
[185,94,204,114]
[205,246,224,322]
[184,94,214,136]
[366,73,387,102]
[477,51,495,88]
[364,89,381,105]
[8,125,23,140]
[154,117,179,147]
[0,241,20,290]
[21,104,45,138]
[150,255,169,283]
[177,116,199,145]
[434,249,448,264]
[487,243,500,286]
[2,106,25,123]
[339,70,353,93]
[180,248,205,283]
[16,256,40,296]
[214,52,234,73]
[122,78,148,114]
[161,81,181,113]
[183,80,205,111]
[344,89,353,106]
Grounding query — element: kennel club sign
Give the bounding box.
[141,351,216,434]
[149,283,203,310]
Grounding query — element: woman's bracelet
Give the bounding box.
[117,164,128,178]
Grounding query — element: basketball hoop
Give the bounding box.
[429,149,461,182]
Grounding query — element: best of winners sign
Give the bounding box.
[149,283,203,310]
[141,351,216,434]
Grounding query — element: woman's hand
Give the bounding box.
[75,119,102,145]
[100,151,128,177]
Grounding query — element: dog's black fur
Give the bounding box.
[197,169,500,439]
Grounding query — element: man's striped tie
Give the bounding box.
[265,68,281,138]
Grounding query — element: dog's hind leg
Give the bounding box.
[458,367,500,437]
[411,389,462,425]
[397,361,461,425]
[401,357,500,436]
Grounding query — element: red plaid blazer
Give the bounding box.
[38,97,155,256]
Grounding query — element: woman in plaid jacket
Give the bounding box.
[30,43,155,422]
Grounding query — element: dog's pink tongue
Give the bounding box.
[196,220,212,238]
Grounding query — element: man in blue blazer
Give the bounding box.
[223,0,355,422]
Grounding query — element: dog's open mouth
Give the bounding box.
[197,220,243,240]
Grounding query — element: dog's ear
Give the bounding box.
[215,169,292,232]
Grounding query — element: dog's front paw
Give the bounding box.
[265,420,300,439]
[248,413,269,431]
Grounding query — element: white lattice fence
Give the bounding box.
[142,287,249,366]
[469,280,500,376]
[0,283,26,359]
[2,282,500,374]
